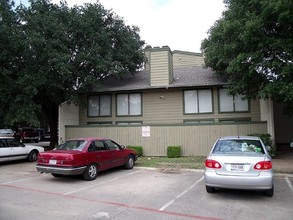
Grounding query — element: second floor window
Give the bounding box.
[184,89,213,114]
[219,89,249,112]
[88,95,111,117]
[117,93,142,116]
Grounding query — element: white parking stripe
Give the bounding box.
[0,176,43,185]
[285,176,293,193]
[63,170,142,195]
[159,176,204,211]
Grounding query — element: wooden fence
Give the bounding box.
[65,122,267,156]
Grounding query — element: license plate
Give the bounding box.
[231,164,244,171]
[49,159,57,165]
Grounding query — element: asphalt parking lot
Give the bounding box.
[0,161,293,220]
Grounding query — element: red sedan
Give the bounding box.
[36,138,138,181]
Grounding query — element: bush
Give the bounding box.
[248,133,276,156]
[167,146,181,158]
[127,146,143,157]
[248,133,272,146]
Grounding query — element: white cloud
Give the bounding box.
[34,0,226,52]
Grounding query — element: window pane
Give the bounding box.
[100,95,111,116]
[235,95,248,111]
[88,96,99,116]
[129,93,141,115]
[184,90,198,113]
[219,89,233,112]
[198,90,212,113]
[117,94,128,115]
[116,122,129,125]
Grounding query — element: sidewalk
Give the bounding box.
[272,149,293,174]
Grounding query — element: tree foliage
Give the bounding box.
[201,0,293,116]
[0,0,145,146]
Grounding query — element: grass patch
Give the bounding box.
[135,156,206,170]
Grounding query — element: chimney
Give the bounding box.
[146,46,173,87]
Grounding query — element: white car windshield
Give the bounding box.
[57,140,87,151]
[212,140,265,154]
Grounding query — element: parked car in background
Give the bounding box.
[0,129,14,137]
[0,137,44,162]
[15,127,39,143]
[36,138,138,181]
[34,128,45,141]
[204,136,274,197]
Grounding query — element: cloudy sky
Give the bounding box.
[16,0,225,53]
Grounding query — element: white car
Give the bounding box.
[204,136,274,197]
[0,137,44,162]
[0,129,15,137]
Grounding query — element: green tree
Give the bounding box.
[0,0,25,127]
[201,0,293,116]
[0,0,145,147]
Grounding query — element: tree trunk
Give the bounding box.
[47,102,59,149]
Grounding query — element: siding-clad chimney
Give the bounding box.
[146,46,173,87]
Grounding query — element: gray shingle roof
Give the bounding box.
[95,66,227,92]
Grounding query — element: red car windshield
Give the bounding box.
[57,140,87,151]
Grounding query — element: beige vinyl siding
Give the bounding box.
[250,99,261,121]
[150,49,173,86]
[168,51,173,84]
[172,51,204,67]
[66,122,267,156]
[143,90,183,124]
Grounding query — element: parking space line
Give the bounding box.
[63,170,142,195]
[0,183,222,220]
[285,176,293,193]
[159,176,204,211]
[0,175,42,185]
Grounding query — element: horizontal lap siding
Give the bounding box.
[150,50,171,86]
[143,90,183,124]
[66,122,267,156]
[173,52,204,67]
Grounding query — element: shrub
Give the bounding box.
[127,146,143,157]
[248,133,276,156]
[167,146,181,158]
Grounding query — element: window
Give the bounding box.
[219,118,251,123]
[212,139,264,154]
[184,89,212,114]
[7,139,21,147]
[117,93,142,116]
[219,89,249,112]
[88,95,111,117]
[104,140,120,150]
[88,141,107,152]
[87,122,112,125]
[184,119,214,124]
[0,139,7,148]
[116,121,142,125]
